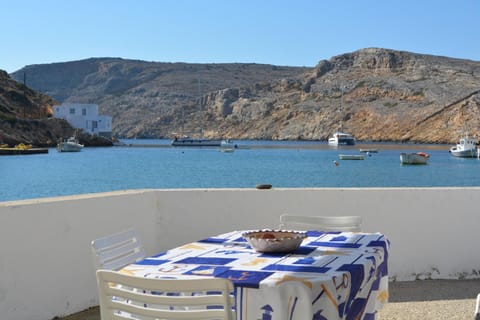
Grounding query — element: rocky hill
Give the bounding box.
[11,59,309,138]
[0,70,66,146]
[0,71,112,147]
[196,48,480,143]
[11,49,480,143]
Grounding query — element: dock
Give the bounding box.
[0,148,49,155]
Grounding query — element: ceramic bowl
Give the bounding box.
[242,229,307,253]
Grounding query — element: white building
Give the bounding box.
[53,103,112,137]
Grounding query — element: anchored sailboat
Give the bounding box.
[171,80,222,147]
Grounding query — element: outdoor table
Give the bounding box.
[121,230,389,320]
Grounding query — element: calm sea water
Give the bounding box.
[1,139,479,202]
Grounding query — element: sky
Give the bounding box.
[1,0,479,73]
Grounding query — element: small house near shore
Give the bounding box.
[54,103,112,137]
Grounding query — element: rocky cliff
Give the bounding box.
[12,59,309,138]
[11,49,480,143]
[0,70,112,147]
[191,48,480,143]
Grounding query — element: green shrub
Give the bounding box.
[354,81,366,89]
[383,102,398,108]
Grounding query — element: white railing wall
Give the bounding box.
[1,187,479,320]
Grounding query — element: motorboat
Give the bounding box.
[219,139,236,152]
[339,154,365,160]
[328,132,355,146]
[57,136,84,152]
[449,135,478,158]
[400,152,428,165]
[359,148,378,153]
[171,136,222,147]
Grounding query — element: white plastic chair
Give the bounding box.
[279,214,362,232]
[91,228,146,270]
[475,293,480,320]
[96,270,236,320]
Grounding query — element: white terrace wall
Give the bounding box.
[1,187,479,320]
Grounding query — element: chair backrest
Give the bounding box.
[96,270,236,320]
[279,214,362,232]
[91,228,146,271]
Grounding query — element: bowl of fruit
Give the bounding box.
[242,229,307,253]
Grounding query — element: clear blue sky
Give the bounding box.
[1,0,479,73]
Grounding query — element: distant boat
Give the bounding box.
[400,152,428,165]
[328,132,355,146]
[57,136,84,152]
[449,135,478,158]
[359,148,378,153]
[171,136,222,147]
[171,78,221,147]
[339,154,365,160]
[219,139,236,152]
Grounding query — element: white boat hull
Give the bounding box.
[57,136,84,152]
[57,142,83,152]
[449,147,477,158]
[328,132,355,146]
[400,153,427,165]
[449,135,478,158]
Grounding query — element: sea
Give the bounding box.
[1,139,479,202]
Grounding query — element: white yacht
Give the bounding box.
[328,132,356,146]
[57,136,84,152]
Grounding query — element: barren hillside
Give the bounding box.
[11,49,480,143]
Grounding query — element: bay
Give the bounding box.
[1,139,479,202]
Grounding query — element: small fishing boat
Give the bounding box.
[400,152,429,165]
[449,135,478,158]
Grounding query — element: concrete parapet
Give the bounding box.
[1,187,479,320]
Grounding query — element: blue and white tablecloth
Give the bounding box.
[121,230,389,320]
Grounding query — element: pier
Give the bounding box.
[0,147,48,155]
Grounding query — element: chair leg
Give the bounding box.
[475,293,480,320]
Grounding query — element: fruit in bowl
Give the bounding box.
[242,229,307,253]
[261,232,276,239]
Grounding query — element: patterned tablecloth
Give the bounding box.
[121,230,389,320]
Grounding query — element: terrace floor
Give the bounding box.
[59,279,480,320]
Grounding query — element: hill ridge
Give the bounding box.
[10,48,480,143]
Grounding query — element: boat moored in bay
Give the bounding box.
[400,152,429,165]
[449,135,478,158]
[219,139,236,152]
[171,136,222,147]
[328,132,356,146]
[339,154,365,160]
[57,136,84,152]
